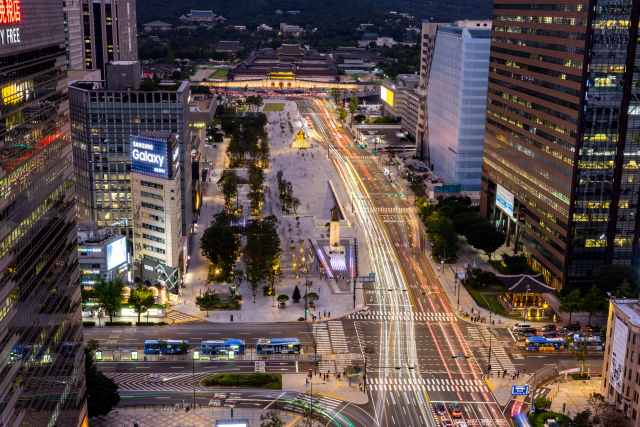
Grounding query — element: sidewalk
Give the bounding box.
[486,373,533,406]
[175,99,367,323]
[283,373,369,405]
[89,407,299,427]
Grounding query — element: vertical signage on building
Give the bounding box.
[610,317,628,394]
[0,0,23,46]
[496,184,515,218]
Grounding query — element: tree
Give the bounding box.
[178,342,189,354]
[87,339,100,354]
[305,292,319,306]
[233,269,245,294]
[138,77,158,91]
[558,289,582,324]
[129,284,155,323]
[587,392,611,425]
[338,110,348,122]
[573,410,593,427]
[615,279,635,298]
[294,392,326,427]
[532,395,551,413]
[564,333,593,375]
[260,411,286,427]
[81,288,92,305]
[200,220,240,281]
[354,114,367,124]
[85,348,120,417]
[266,261,284,302]
[277,294,289,306]
[218,171,239,209]
[349,96,359,114]
[195,292,220,315]
[592,264,640,296]
[93,277,125,322]
[581,285,604,325]
[292,285,301,302]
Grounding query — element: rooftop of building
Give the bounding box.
[612,299,640,327]
[189,10,215,17]
[494,274,557,293]
[78,229,125,245]
[69,79,189,94]
[217,41,242,51]
[278,44,305,52]
[189,97,214,112]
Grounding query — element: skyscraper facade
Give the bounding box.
[480,0,639,289]
[427,23,491,192]
[69,62,193,244]
[74,0,138,72]
[415,20,441,164]
[0,0,85,425]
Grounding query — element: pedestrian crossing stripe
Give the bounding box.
[349,312,456,320]
[297,394,343,409]
[367,377,489,393]
[476,348,517,373]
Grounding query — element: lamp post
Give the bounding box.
[487,327,492,373]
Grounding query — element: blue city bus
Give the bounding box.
[256,338,300,354]
[573,334,604,351]
[524,336,567,351]
[200,339,246,355]
[144,340,189,355]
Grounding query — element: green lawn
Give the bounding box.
[201,373,282,389]
[467,287,508,318]
[208,68,231,79]
[489,259,511,275]
[262,103,285,112]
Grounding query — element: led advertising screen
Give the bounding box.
[496,184,515,217]
[381,87,394,107]
[131,135,171,179]
[106,238,127,271]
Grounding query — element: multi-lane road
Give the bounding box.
[85,96,604,427]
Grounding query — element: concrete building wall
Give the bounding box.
[63,0,84,69]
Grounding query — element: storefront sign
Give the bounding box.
[131,134,178,179]
[0,0,22,46]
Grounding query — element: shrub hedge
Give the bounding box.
[136,322,168,326]
[105,321,133,326]
[201,373,281,389]
[532,412,572,427]
[83,321,96,326]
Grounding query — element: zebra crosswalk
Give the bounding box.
[290,394,343,410]
[314,321,352,374]
[166,309,199,323]
[476,347,517,374]
[348,312,456,321]
[361,207,413,213]
[328,321,350,373]
[367,377,490,393]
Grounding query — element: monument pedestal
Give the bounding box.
[329,220,340,247]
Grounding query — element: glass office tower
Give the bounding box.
[0,0,85,425]
[481,0,640,289]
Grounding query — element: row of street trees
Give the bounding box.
[200,211,241,283]
[248,163,266,216]
[276,170,301,215]
[416,196,505,261]
[217,170,240,211]
[242,216,284,303]
[226,113,270,167]
[82,278,156,323]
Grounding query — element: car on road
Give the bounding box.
[520,328,537,335]
[588,325,602,333]
[456,423,468,427]
[517,332,535,341]
[442,419,453,427]
[543,333,559,338]
[359,307,370,316]
[435,404,447,416]
[541,325,557,332]
[449,404,462,418]
[512,323,531,330]
[564,324,582,332]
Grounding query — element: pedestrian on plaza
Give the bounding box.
[349,378,352,386]
[324,309,326,317]
[523,368,526,375]
[328,311,331,317]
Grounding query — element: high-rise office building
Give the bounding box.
[63,0,84,69]
[69,61,193,251]
[480,0,639,289]
[0,0,86,425]
[67,0,138,73]
[426,22,491,192]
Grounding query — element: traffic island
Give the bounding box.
[282,374,369,404]
[200,373,282,389]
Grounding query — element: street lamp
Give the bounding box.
[487,327,492,373]
[523,284,531,320]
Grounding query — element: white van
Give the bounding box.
[359,307,370,316]
[512,323,531,330]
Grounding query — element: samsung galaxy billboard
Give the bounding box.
[131,134,177,179]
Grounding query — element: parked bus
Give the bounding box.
[144,340,189,355]
[200,339,246,355]
[256,338,301,354]
[524,336,567,351]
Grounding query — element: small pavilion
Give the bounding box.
[496,274,555,320]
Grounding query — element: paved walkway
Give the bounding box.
[175,100,367,323]
[89,407,298,427]
[283,373,369,404]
